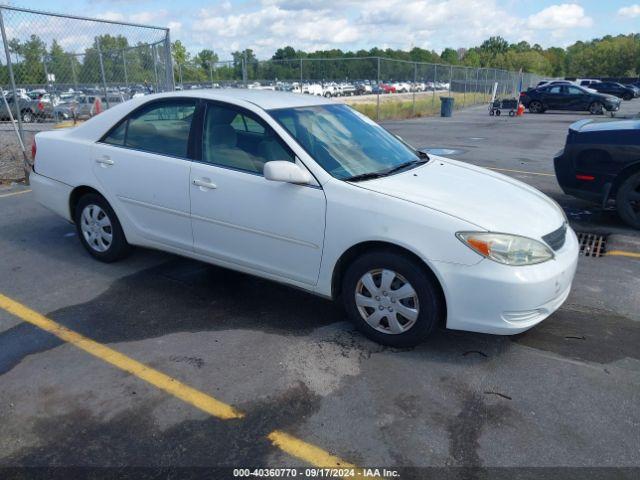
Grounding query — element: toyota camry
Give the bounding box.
[30,90,579,346]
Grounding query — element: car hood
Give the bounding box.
[596,92,621,102]
[351,155,565,239]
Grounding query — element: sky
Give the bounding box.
[6,0,640,59]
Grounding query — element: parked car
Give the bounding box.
[589,81,636,100]
[578,79,601,88]
[0,94,48,123]
[625,84,640,97]
[31,90,578,346]
[391,82,411,93]
[355,83,372,95]
[379,83,396,94]
[338,83,356,96]
[554,119,640,229]
[520,84,621,115]
[65,93,127,119]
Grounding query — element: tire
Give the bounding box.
[589,101,604,115]
[74,193,131,262]
[616,172,640,229]
[623,93,632,101]
[21,110,34,123]
[528,101,543,114]
[495,109,501,116]
[341,250,443,347]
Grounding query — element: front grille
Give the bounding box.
[542,223,567,251]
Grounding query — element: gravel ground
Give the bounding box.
[0,123,52,182]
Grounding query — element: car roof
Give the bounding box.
[152,89,334,110]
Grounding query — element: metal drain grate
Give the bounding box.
[576,232,607,257]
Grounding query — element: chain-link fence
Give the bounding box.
[0,5,173,181]
[174,56,543,121]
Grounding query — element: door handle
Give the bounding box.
[192,178,217,190]
[95,156,114,167]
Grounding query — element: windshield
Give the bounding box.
[269,104,422,180]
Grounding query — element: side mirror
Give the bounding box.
[264,161,311,184]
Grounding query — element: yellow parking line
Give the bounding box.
[0,189,31,198]
[268,430,357,468]
[0,292,360,473]
[0,292,243,420]
[606,250,640,259]
[487,167,555,177]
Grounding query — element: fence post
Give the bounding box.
[0,7,29,183]
[43,55,50,89]
[474,67,479,105]
[412,61,417,116]
[376,56,380,121]
[152,44,160,92]
[432,64,437,108]
[462,67,467,108]
[242,51,248,87]
[164,29,174,91]
[209,61,214,87]
[122,49,128,90]
[96,37,110,109]
[493,68,497,98]
[121,50,129,90]
[448,64,452,99]
[300,57,303,86]
[70,54,78,91]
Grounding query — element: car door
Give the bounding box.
[566,86,590,110]
[189,101,326,285]
[93,98,197,251]
[545,86,567,109]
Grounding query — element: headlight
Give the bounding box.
[456,232,554,266]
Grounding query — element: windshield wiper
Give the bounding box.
[344,171,387,182]
[383,158,429,175]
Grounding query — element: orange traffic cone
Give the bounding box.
[517,103,525,116]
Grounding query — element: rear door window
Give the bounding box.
[102,99,197,158]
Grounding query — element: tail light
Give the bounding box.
[576,174,595,181]
[31,139,37,171]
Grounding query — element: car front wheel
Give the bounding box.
[589,101,604,115]
[616,172,640,229]
[342,250,443,347]
[74,193,131,262]
[528,101,543,113]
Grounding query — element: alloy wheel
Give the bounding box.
[589,102,603,114]
[529,101,542,113]
[355,269,420,334]
[80,204,113,253]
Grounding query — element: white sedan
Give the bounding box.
[30,90,579,346]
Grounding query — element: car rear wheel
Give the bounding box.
[623,93,632,101]
[589,102,604,115]
[616,172,640,229]
[74,193,131,262]
[528,101,543,113]
[341,250,443,347]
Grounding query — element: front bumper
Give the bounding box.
[433,227,579,335]
[604,101,620,112]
